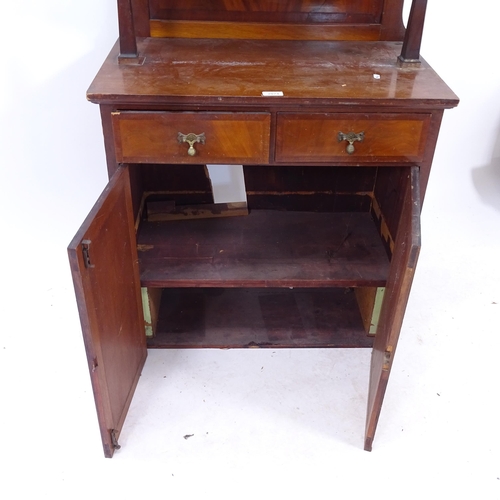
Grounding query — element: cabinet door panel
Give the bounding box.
[365,166,421,451]
[68,167,146,458]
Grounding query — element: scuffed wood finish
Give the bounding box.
[68,167,147,457]
[148,288,374,349]
[276,113,431,163]
[365,166,421,451]
[146,201,248,221]
[87,39,459,108]
[137,211,390,288]
[112,111,271,164]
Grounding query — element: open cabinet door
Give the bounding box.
[68,166,147,457]
[365,166,421,451]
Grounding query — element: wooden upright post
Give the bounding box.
[117,0,138,58]
[398,0,428,65]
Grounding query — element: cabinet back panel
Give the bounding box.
[244,165,376,212]
[147,0,406,40]
[150,0,385,23]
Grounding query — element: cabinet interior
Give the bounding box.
[130,163,414,349]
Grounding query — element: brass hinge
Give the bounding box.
[82,240,94,269]
[110,429,121,451]
[383,346,393,371]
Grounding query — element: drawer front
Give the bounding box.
[276,113,431,163]
[113,112,271,164]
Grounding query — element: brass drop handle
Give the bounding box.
[178,132,206,156]
[338,131,365,155]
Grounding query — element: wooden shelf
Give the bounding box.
[147,288,373,349]
[138,210,389,288]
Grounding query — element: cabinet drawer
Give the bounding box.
[276,113,431,163]
[112,112,271,164]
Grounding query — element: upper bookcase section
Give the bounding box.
[135,0,405,40]
[122,0,428,65]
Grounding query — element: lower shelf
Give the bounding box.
[147,288,374,349]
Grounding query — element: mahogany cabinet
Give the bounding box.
[68,0,458,457]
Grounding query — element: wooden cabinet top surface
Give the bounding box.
[88,38,458,108]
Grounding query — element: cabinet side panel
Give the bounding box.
[100,105,119,180]
[380,0,405,40]
[373,167,411,248]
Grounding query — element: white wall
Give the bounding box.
[1,1,499,497]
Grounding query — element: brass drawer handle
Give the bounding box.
[178,132,206,156]
[338,131,365,155]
